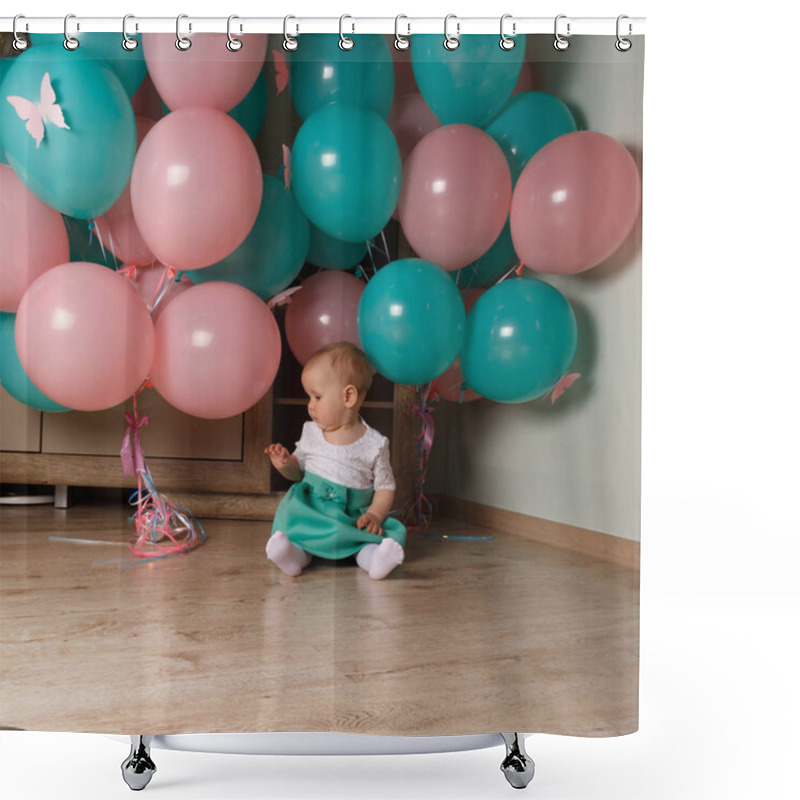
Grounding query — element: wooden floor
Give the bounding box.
[0,499,638,737]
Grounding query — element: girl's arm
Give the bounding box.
[357,488,395,535]
[277,455,304,483]
[265,444,304,482]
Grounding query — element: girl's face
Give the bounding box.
[301,361,353,432]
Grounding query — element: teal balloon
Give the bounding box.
[63,216,120,269]
[450,220,517,288]
[307,223,368,270]
[1,44,136,219]
[485,91,577,184]
[29,33,146,97]
[411,34,525,127]
[461,277,578,403]
[228,70,268,140]
[289,34,394,120]
[358,258,466,386]
[292,103,401,243]
[0,312,70,412]
[187,175,310,299]
[0,57,12,165]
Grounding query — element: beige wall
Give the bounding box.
[430,35,644,541]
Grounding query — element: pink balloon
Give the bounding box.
[130,108,263,270]
[131,74,166,121]
[510,131,641,274]
[397,125,512,271]
[143,32,268,113]
[127,263,194,322]
[388,93,441,163]
[0,165,70,312]
[94,117,156,267]
[15,262,154,411]
[387,38,418,95]
[150,282,281,419]
[388,93,441,221]
[432,288,483,402]
[512,63,535,95]
[285,271,366,366]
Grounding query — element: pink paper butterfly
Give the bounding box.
[550,372,581,404]
[267,285,303,309]
[6,72,71,149]
[282,144,292,190]
[273,50,289,95]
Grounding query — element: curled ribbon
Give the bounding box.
[411,404,435,457]
[117,265,138,281]
[120,410,150,477]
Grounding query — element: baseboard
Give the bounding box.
[435,494,640,571]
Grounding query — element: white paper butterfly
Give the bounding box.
[6,72,71,149]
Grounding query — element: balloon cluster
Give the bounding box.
[1,30,641,420]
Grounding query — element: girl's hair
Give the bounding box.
[305,342,374,396]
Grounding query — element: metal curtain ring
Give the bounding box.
[500,14,516,50]
[12,15,29,51]
[176,14,192,51]
[283,15,299,51]
[394,14,410,50]
[444,14,460,50]
[339,14,354,50]
[122,14,138,51]
[64,14,80,51]
[616,14,632,51]
[227,15,243,51]
[553,14,570,51]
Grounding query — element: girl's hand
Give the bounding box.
[357,512,384,536]
[265,443,290,469]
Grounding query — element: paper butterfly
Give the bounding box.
[6,72,71,149]
[550,372,581,404]
[273,50,289,95]
[282,144,292,191]
[267,285,303,309]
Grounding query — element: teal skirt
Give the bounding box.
[272,471,407,560]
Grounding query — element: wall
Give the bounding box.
[429,35,644,541]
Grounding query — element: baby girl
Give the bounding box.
[265,342,406,580]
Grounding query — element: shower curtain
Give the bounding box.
[0,17,643,750]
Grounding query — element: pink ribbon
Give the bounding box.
[411,404,436,457]
[550,372,581,404]
[117,265,138,281]
[120,411,150,477]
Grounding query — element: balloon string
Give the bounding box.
[88,218,109,263]
[404,384,437,530]
[150,265,178,313]
[115,387,207,562]
[364,240,378,279]
[379,228,390,262]
[495,260,524,285]
[102,214,117,264]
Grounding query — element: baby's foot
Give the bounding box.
[364,538,404,580]
[266,530,312,577]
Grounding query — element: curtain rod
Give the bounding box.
[1,15,646,37]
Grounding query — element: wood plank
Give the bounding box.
[0,501,639,736]
[392,384,418,516]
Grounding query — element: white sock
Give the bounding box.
[356,543,378,572]
[266,530,312,577]
[358,538,404,580]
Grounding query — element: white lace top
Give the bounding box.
[292,419,396,491]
